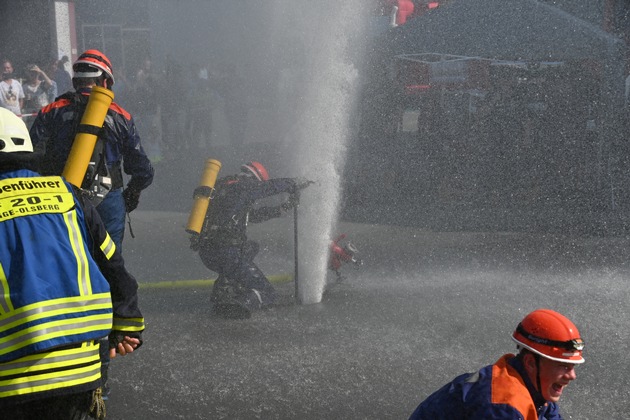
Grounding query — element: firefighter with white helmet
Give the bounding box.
[409,309,584,419]
[0,108,144,419]
[29,48,154,401]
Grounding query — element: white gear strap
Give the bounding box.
[74,69,103,79]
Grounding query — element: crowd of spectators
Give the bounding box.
[0,53,248,164]
[112,56,248,163]
[0,56,71,124]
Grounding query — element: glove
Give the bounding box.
[108,331,143,352]
[122,187,141,213]
[281,192,300,212]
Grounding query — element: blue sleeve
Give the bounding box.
[541,402,563,420]
[120,115,154,191]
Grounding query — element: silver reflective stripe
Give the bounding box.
[63,211,90,295]
[113,318,145,330]
[0,317,111,356]
[0,364,101,394]
[0,264,11,314]
[0,296,111,330]
[100,233,116,260]
[0,344,100,375]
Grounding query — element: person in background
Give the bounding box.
[216,62,247,147]
[22,63,57,127]
[53,55,73,95]
[409,309,584,420]
[133,58,162,162]
[186,62,215,151]
[193,161,311,319]
[160,54,186,158]
[0,107,144,420]
[0,59,25,116]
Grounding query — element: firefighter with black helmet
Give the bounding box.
[193,161,311,319]
[409,309,584,419]
[0,108,144,419]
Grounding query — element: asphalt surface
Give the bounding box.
[103,209,630,420]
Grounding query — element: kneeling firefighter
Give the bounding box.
[190,160,312,319]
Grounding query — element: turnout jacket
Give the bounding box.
[0,169,144,406]
[200,175,296,248]
[29,88,154,192]
[409,354,563,420]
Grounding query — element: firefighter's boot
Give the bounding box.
[214,289,263,320]
[210,276,236,304]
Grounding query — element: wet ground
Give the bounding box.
[105,209,630,420]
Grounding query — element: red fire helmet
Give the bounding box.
[512,309,584,364]
[73,49,115,88]
[241,161,269,181]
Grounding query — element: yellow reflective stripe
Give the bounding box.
[0,293,112,332]
[0,342,100,377]
[63,210,92,295]
[0,314,112,357]
[112,317,145,332]
[0,263,12,314]
[100,232,116,260]
[0,361,100,398]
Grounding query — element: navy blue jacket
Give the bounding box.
[29,88,154,192]
[0,168,144,405]
[200,174,296,247]
[409,354,563,420]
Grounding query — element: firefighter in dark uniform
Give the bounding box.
[194,161,310,319]
[29,49,154,251]
[0,108,144,419]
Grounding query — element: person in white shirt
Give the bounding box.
[0,59,25,116]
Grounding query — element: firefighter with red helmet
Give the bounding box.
[193,161,311,319]
[409,309,584,419]
[29,49,154,250]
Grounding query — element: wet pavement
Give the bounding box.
[105,210,630,419]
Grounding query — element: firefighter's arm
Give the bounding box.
[77,188,145,348]
[249,178,314,221]
[249,205,283,223]
[250,177,298,200]
[121,116,155,192]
